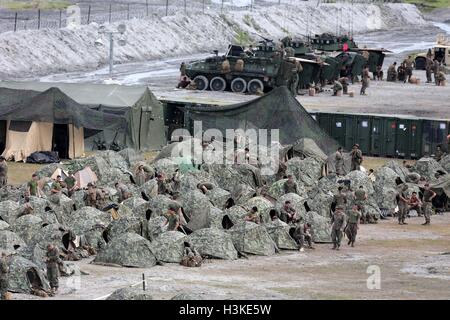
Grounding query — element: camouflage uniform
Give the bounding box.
[157,179,172,195]
[334,150,345,176]
[345,209,361,246]
[350,148,363,171]
[397,187,409,225]
[180,247,202,268]
[165,211,180,231]
[425,57,433,83]
[387,64,397,82]
[0,160,7,187]
[433,60,440,84]
[332,80,343,95]
[354,189,368,222]
[293,224,313,249]
[403,57,414,82]
[46,247,61,292]
[0,255,9,300]
[86,187,106,209]
[333,191,347,209]
[331,210,346,250]
[279,205,296,224]
[360,68,370,95]
[422,190,435,225]
[283,179,298,194]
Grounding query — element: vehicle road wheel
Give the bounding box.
[210,76,227,91]
[193,75,209,91]
[247,79,264,94]
[231,77,247,93]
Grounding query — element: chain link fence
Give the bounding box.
[0,0,402,33]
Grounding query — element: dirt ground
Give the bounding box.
[12,213,450,300]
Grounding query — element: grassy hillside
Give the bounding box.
[0,0,70,10]
[404,0,450,11]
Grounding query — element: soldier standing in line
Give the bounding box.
[360,65,370,95]
[0,252,10,300]
[331,206,346,250]
[45,244,62,296]
[345,205,361,247]
[422,183,436,226]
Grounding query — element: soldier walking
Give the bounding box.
[422,183,436,226]
[331,206,346,250]
[360,66,370,95]
[333,186,347,210]
[45,244,62,296]
[345,205,361,247]
[0,252,10,300]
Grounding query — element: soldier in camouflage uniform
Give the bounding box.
[422,183,436,226]
[293,222,314,252]
[0,156,7,188]
[279,200,297,224]
[85,183,106,209]
[345,205,361,247]
[354,186,368,223]
[334,147,345,176]
[157,173,172,196]
[333,186,347,211]
[283,174,299,194]
[180,247,202,268]
[425,57,433,83]
[331,206,346,250]
[45,244,62,296]
[360,66,370,95]
[244,206,260,224]
[0,252,10,300]
[350,144,363,171]
[397,184,409,225]
[164,204,180,231]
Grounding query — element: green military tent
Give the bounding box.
[0,81,166,152]
[183,86,340,155]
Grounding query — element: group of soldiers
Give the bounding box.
[387,54,446,85]
[332,65,371,96]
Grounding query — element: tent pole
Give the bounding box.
[138,108,143,150]
[72,123,76,159]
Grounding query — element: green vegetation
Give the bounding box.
[234,29,251,46]
[1,0,71,10]
[243,14,262,32]
[403,0,450,12]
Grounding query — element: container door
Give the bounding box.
[383,118,397,157]
[395,120,410,158]
[370,117,382,156]
[331,116,347,149]
[356,117,371,155]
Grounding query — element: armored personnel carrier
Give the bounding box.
[184,40,298,94]
[309,33,391,78]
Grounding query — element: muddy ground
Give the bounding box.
[12,213,450,300]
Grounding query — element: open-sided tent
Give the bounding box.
[0,87,126,161]
[0,81,166,152]
[183,86,339,155]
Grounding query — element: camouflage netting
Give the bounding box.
[149,231,187,263]
[439,154,450,173]
[264,220,298,250]
[93,233,157,268]
[7,256,51,294]
[0,230,26,254]
[188,228,238,260]
[11,215,45,245]
[243,196,274,224]
[305,211,332,243]
[229,221,278,256]
[106,287,153,300]
[0,220,10,231]
[286,157,323,190]
[415,157,447,181]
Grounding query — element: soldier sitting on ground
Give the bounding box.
[408,191,422,217]
[283,174,299,194]
[293,222,314,252]
[279,200,297,224]
[177,76,191,89]
[85,183,106,210]
[387,62,397,82]
[180,247,202,268]
[244,206,260,224]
